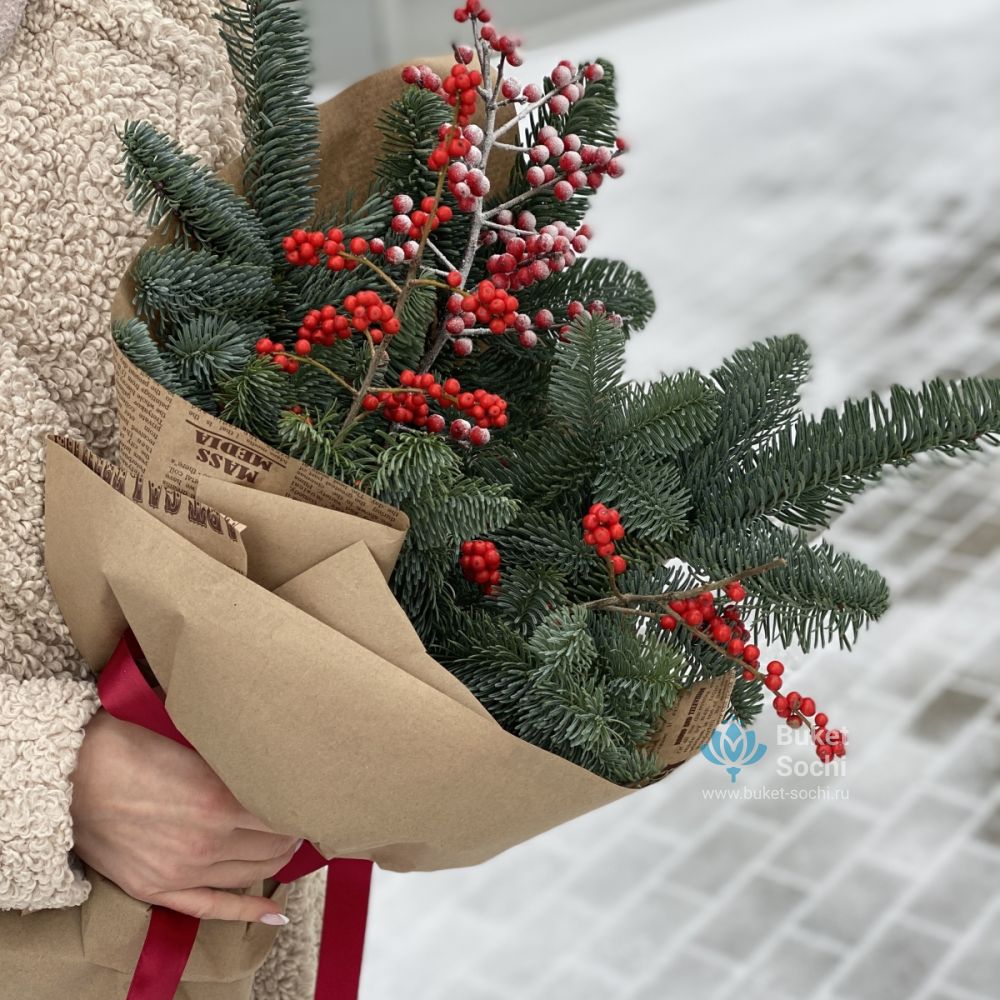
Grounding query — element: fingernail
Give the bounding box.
[260,913,290,926]
[293,839,304,852]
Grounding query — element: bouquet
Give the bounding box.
[15,1,1000,997]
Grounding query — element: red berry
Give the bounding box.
[727,639,745,657]
[742,669,756,681]
[726,583,747,602]
[610,555,627,576]
[447,271,463,288]
[742,644,760,663]
[786,692,802,711]
[814,713,829,729]
[764,674,782,692]
[766,660,784,675]
[659,615,677,631]
[711,623,732,644]
[799,698,816,717]
[684,610,704,627]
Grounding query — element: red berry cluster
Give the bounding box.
[361,372,507,446]
[483,213,590,292]
[294,304,352,351]
[400,63,444,95]
[446,280,521,338]
[255,291,399,368]
[582,503,627,576]
[339,291,399,345]
[526,126,625,202]
[460,539,502,595]
[282,228,383,271]
[445,158,492,212]
[658,581,845,764]
[770,682,846,764]
[391,194,453,242]
[430,124,475,172]
[442,63,483,126]
[453,1,491,24]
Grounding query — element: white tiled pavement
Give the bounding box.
[329,0,1000,996]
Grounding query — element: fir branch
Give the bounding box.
[548,313,625,429]
[215,0,320,247]
[728,677,765,728]
[494,565,570,632]
[604,371,719,458]
[517,258,655,336]
[217,356,292,443]
[684,520,890,651]
[593,458,691,544]
[715,378,1000,530]
[527,605,598,680]
[493,509,606,593]
[391,543,458,642]
[445,615,536,728]
[163,315,258,389]
[685,334,811,506]
[131,246,274,322]
[375,87,453,196]
[112,319,184,395]
[119,121,270,265]
[373,431,462,498]
[712,334,811,452]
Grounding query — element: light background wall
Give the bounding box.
[303,0,685,98]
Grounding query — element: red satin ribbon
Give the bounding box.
[97,634,372,1000]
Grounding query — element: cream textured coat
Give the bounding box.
[0,1,323,995]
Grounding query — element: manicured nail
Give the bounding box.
[293,839,304,852]
[260,913,289,926]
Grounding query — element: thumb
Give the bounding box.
[153,887,289,925]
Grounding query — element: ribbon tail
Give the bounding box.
[125,907,200,1000]
[314,860,373,1000]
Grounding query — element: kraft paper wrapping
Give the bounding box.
[4,61,733,996]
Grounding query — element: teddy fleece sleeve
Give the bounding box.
[0,672,99,911]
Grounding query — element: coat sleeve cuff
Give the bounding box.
[0,672,99,911]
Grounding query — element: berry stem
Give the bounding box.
[583,558,788,611]
[424,239,461,273]
[394,113,457,334]
[290,355,360,397]
[598,600,814,733]
[418,27,500,373]
[492,67,588,141]
[342,253,403,294]
[413,277,464,294]
[332,330,386,447]
[482,177,559,220]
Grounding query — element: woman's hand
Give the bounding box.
[70,709,298,924]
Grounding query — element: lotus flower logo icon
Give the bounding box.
[701,721,767,782]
